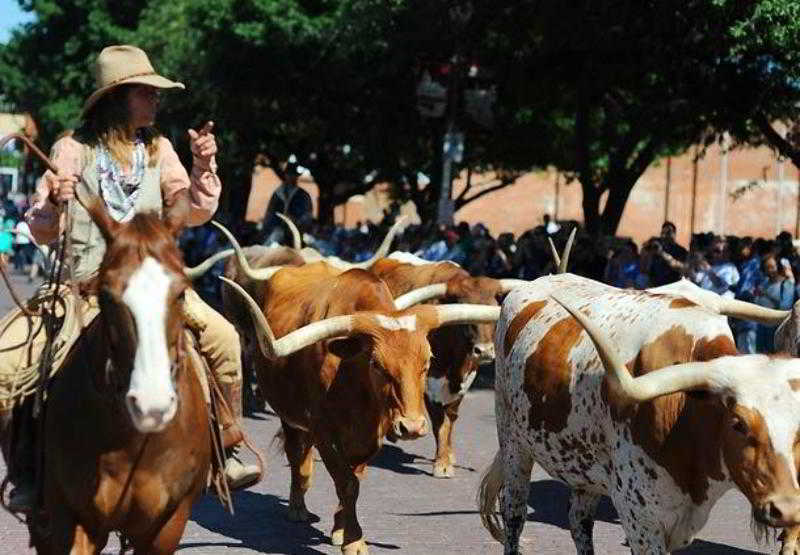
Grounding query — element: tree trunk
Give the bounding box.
[316,185,336,226]
[581,181,603,235]
[219,159,253,221]
[600,177,637,236]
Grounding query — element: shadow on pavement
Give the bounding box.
[369,444,433,476]
[527,479,767,555]
[527,479,618,528]
[188,490,330,554]
[677,540,765,554]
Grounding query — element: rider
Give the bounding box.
[6,45,260,512]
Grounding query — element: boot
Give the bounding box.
[7,410,36,513]
[217,381,261,490]
[224,446,261,491]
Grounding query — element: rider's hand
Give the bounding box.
[49,174,78,204]
[188,121,217,171]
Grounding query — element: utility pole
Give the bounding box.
[436,56,463,226]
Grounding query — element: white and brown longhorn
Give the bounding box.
[479,273,800,555]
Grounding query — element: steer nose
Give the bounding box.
[393,416,428,440]
[755,494,800,527]
[125,391,177,433]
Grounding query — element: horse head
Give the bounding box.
[81,188,192,433]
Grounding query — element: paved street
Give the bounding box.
[0,269,779,553]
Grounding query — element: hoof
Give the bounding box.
[331,528,344,546]
[342,538,368,554]
[433,461,454,478]
[287,504,313,522]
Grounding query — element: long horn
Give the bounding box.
[394,283,448,310]
[547,237,561,268]
[550,293,723,404]
[433,304,501,327]
[498,279,528,293]
[276,213,302,249]
[184,249,235,279]
[221,276,355,358]
[558,228,576,274]
[335,215,409,269]
[212,220,285,281]
[717,298,788,326]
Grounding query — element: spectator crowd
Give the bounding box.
[176,209,800,356]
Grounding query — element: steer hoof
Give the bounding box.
[331,528,344,546]
[433,461,454,478]
[342,538,368,554]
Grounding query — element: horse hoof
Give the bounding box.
[342,538,368,554]
[287,505,312,522]
[331,528,344,546]
[433,462,454,478]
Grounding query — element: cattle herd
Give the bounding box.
[16,204,800,554]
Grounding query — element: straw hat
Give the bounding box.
[81,45,184,117]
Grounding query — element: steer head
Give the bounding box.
[82,188,191,433]
[552,294,800,528]
[221,277,500,441]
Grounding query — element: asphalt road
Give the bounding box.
[0,269,779,553]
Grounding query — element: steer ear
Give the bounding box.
[326,335,370,360]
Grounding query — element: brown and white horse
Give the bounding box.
[33,190,211,554]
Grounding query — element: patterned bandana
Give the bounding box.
[96,138,146,222]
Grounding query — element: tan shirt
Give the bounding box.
[27,135,221,244]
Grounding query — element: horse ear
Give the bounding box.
[75,182,119,244]
[164,189,191,237]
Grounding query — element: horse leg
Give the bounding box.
[311,420,367,554]
[134,497,193,555]
[282,420,316,522]
[42,505,106,555]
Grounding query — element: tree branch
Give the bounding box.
[454,176,517,210]
[755,112,800,168]
[454,166,474,203]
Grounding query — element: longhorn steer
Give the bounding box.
[219,228,500,554]
[479,273,800,554]
[369,253,524,477]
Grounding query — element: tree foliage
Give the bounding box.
[3,1,800,233]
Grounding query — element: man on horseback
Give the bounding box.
[2,44,261,512]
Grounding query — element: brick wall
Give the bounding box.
[247,140,799,247]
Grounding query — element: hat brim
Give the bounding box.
[81,74,185,118]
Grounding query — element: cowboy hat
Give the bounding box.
[82,45,184,117]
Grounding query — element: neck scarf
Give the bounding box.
[96,137,146,222]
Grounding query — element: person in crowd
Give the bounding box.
[0,215,14,266]
[690,236,740,297]
[755,254,795,352]
[603,240,640,289]
[647,221,689,286]
[732,237,762,353]
[262,157,313,245]
[12,218,34,272]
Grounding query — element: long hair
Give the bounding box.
[78,84,160,167]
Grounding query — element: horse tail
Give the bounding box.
[477,448,505,543]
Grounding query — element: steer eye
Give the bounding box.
[731,416,749,435]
